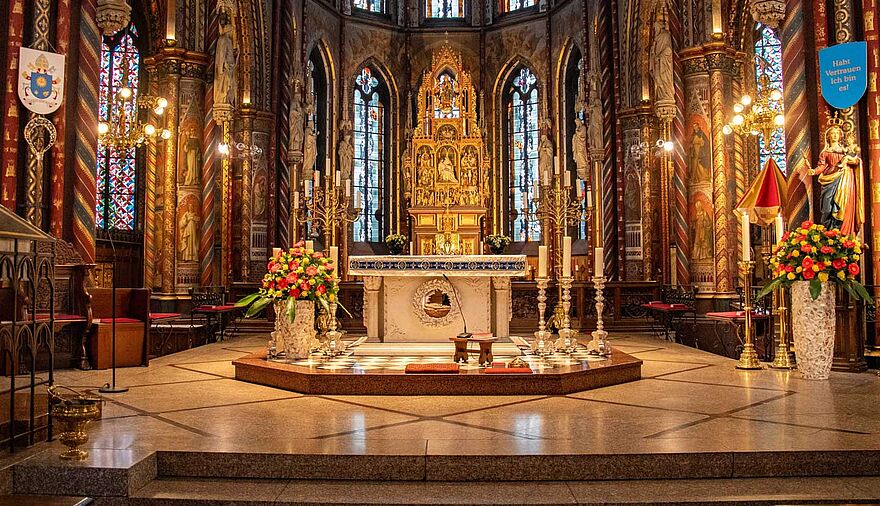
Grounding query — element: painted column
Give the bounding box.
[863,0,880,338]
[71,0,101,263]
[670,7,690,287]
[157,47,184,294]
[200,0,219,288]
[22,0,52,227]
[50,0,73,237]
[638,108,657,281]
[705,39,737,293]
[1,0,25,210]
[239,107,254,281]
[143,63,160,290]
[599,0,620,279]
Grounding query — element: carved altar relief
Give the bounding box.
[408,46,488,254]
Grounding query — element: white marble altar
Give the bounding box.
[348,255,527,342]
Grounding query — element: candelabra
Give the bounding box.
[736,260,762,370]
[589,275,610,355]
[722,71,785,142]
[530,277,554,355]
[322,300,347,357]
[295,180,362,250]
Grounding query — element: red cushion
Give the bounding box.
[484,367,533,374]
[150,312,180,320]
[96,317,141,324]
[707,311,768,320]
[404,363,460,374]
[642,302,673,310]
[196,305,237,312]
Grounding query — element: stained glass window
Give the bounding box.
[353,68,386,242]
[427,0,464,18]
[754,23,787,175]
[353,0,384,13]
[96,23,140,231]
[503,0,536,13]
[507,67,541,241]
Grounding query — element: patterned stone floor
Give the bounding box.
[45,332,880,455]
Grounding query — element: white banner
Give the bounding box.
[18,47,65,115]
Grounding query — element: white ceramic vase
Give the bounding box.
[273,300,317,360]
[790,281,836,380]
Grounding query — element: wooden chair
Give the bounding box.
[88,288,150,369]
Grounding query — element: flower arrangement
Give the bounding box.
[385,233,407,255]
[758,221,872,302]
[235,241,340,320]
[486,234,511,254]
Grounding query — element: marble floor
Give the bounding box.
[44,332,880,455]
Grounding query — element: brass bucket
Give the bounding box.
[48,385,102,460]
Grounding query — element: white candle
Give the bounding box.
[345,183,351,198]
[335,170,341,187]
[409,241,414,255]
[538,245,548,278]
[542,169,549,186]
[564,172,572,187]
[741,212,751,263]
[329,246,339,270]
[554,156,560,175]
[586,185,593,208]
[305,240,314,251]
[479,241,484,255]
[356,191,362,209]
[670,246,677,286]
[272,247,281,258]
[305,180,313,196]
[775,213,785,244]
[293,191,299,209]
[562,236,572,278]
[594,246,604,278]
[313,171,319,187]
[326,157,331,170]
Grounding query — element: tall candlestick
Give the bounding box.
[741,212,751,263]
[775,213,784,244]
[594,246,604,277]
[329,246,339,270]
[538,245,548,278]
[305,240,314,251]
[272,247,281,258]
[562,236,572,278]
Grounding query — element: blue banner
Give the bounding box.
[819,41,868,109]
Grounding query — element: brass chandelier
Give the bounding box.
[722,72,785,141]
[97,65,170,151]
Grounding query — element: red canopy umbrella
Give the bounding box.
[735,157,788,226]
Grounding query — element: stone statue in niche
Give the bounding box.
[214,0,237,107]
[651,10,674,103]
[289,88,305,155]
[338,120,354,182]
[253,173,267,217]
[692,202,713,260]
[587,72,604,151]
[572,116,589,180]
[689,130,710,184]
[538,133,554,180]
[302,119,317,177]
[179,203,199,262]
[181,134,200,186]
[438,150,458,183]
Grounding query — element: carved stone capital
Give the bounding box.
[654,99,677,121]
[96,0,131,36]
[750,0,785,29]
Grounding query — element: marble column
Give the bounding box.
[363,276,382,340]
[491,276,512,339]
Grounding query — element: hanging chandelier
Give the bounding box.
[722,72,785,140]
[97,55,170,151]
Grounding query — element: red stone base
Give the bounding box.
[233,349,642,395]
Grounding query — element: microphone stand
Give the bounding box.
[99,219,128,394]
[442,273,471,339]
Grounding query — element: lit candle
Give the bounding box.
[329,246,339,270]
[775,213,785,244]
[272,247,281,258]
[670,246,677,286]
[741,211,751,263]
[538,245,548,278]
[293,191,299,209]
[562,236,572,278]
[594,246,604,278]
[305,240,314,252]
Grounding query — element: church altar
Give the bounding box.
[348,255,527,342]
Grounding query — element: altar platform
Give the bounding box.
[232,340,642,395]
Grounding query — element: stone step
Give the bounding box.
[123,476,880,505]
[0,496,92,505]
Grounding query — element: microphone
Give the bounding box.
[442,273,471,339]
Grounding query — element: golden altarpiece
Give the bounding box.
[405,47,489,255]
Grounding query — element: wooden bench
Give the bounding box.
[88,288,150,369]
